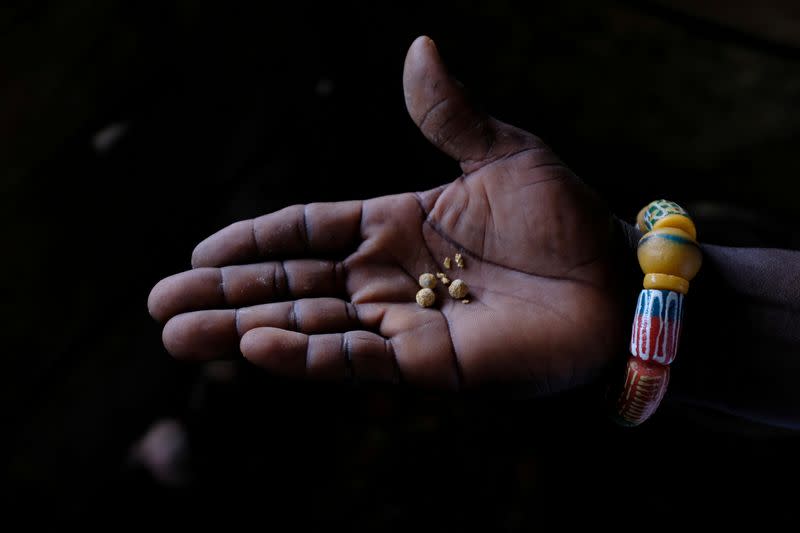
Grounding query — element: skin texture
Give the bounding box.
[148,36,628,394]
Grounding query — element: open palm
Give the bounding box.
[148,37,628,393]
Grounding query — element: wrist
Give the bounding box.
[613,215,645,297]
[610,215,645,348]
[598,216,645,385]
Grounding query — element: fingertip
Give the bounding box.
[403,35,443,100]
[190,233,219,268]
[239,328,260,360]
[413,35,436,52]
[161,315,186,358]
[191,219,256,268]
[190,237,217,268]
[240,327,307,377]
[148,278,169,323]
[190,242,205,269]
[162,311,239,360]
[406,35,438,64]
[146,269,221,323]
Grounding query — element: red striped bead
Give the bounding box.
[615,358,670,426]
[630,289,684,365]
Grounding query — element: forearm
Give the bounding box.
[673,243,800,429]
[619,218,800,428]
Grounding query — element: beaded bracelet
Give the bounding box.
[611,200,702,426]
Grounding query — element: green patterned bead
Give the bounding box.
[639,199,696,240]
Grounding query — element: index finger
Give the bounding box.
[191,200,364,268]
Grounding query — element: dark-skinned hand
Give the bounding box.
[148,36,627,393]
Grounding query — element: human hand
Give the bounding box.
[148,36,628,392]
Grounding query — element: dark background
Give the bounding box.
[3,0,800,528]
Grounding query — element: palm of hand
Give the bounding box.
[149,37,625,392]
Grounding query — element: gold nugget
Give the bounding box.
[448,279,469,299]
[443,257,451,269]
[416,288,436,308]
[418,273,437,289]
[454,253,464,268]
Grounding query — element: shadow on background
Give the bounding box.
[2,0,799,528]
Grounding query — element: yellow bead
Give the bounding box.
[637,227,702,281]
[651,213,697,241]
[643,273,690,294]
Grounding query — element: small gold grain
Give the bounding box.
[454,253,464,268]
[461,299,470,304]
[443,257,451,269]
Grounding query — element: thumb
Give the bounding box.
[403,36,538,173]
